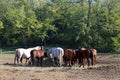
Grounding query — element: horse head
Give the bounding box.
[44,51,48,57]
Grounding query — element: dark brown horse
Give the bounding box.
[80,48,97,65]
[63,49,76,66]
[75,48,93,68]
[30,46,44,66]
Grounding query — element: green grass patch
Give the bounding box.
[0,47,15,54]
[1,51,15,54]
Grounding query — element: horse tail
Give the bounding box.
[59,48,64,66]
[59,49,62,66]
[89,49,94,66]
[93,49,97,65]
[14,49,18,64]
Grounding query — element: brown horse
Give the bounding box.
[75,48,93,68]
[63,49,76,67]
[90,48,97,65]
[30,46,44,66]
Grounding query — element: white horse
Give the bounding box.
[47,47,64,67]
[14,46,41,64]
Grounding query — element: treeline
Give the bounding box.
[0,0,120,52]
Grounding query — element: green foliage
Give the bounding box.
[0,0,120,52]
[111,34,120,52]
[0,21,3,28]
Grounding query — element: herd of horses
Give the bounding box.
[14,46,97,68]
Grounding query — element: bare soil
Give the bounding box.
[0,53,120,80]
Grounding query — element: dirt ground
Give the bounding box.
[0,53,120,80]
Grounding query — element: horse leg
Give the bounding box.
[37,58,40,66]
[54,58,59,66]
[94,55,97,65]
[29,57,34,67]
[54,58,59,67]
[90,51,94,67]
[54,58,57,66]
[90,56,94,67]
[31,51,35,66]
[87,58,90,68]
[69,61,71,67]
[20,57,23,63]
[66,61,69,67]
[17,58,21,64]
[27,58,32,66]
[25,58,28,64]
[31,58,35,66]
[52,58,56,67]
[14,54,17,64]
[79,58,82,67]
[40,57,43,66]
[82,58,85,68]
[64,59,67,66]
[57,58,60,66]
[17,57,19,64]
[17,55,22,64]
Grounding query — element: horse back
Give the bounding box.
[15,48,25,56]
[33,50,44,58]
[82,49,90,58]
[76,48,90,58]
[64,49,75,60]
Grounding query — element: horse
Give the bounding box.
[90,48,97,65]
[63,49,76,67]
[47,47,64,67]
[30,46,44,66]
[14,46,41,65]
[80,48,97,65]
[75,48,93,68]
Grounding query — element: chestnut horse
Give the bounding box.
[63,49,76,67]
[30,46,44,66]
[75,48,93,68]
[91,48,97,65]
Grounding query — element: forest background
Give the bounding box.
[0,0,120,53]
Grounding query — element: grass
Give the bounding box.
[0,50,15,54]
[0,47,15,54]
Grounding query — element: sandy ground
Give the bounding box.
[0,53,120,80]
